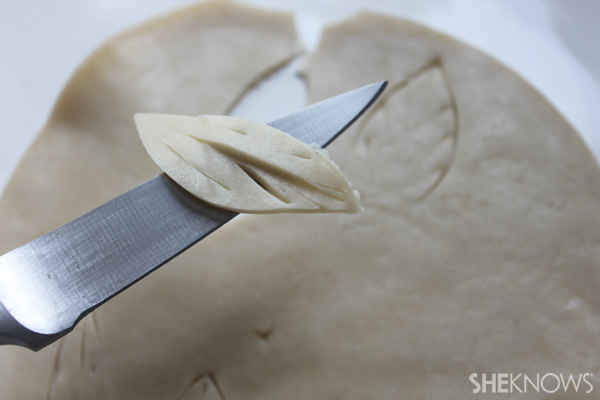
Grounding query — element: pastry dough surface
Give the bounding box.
[135,114,360,213]
[0,4,599,400]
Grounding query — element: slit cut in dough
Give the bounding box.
[135,114,361,213]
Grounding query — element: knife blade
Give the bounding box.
[0,81,387,351]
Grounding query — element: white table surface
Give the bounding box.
[1,0,599,193]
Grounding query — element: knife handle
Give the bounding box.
[0,299,65,351]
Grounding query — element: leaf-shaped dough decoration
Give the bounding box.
[355,61,458,203]
[135,114,361,213]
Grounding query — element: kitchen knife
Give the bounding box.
[0,81,387,351]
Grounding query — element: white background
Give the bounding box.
[1,0,599,193]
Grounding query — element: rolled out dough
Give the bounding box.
[0,3,599,400]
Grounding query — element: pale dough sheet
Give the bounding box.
[1,2,599,399]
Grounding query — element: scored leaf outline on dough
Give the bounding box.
[353,58,459,203]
